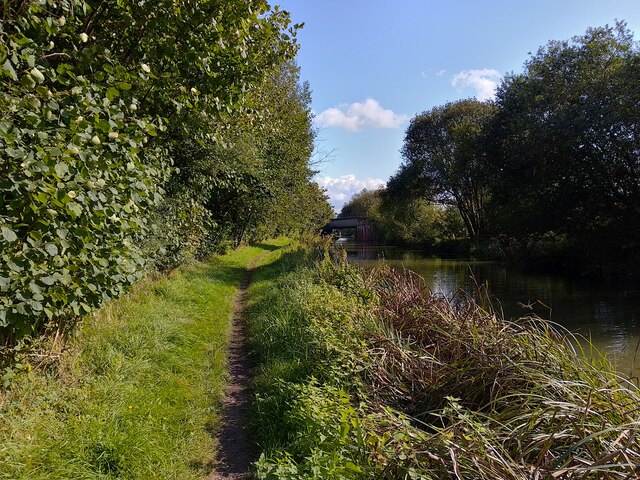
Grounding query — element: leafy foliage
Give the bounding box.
[390,99,496,242]
[0,1,330,341]
[388,23,640,277]
[340,188,466,248]
[156,60,332,261]
[487,22,640,277]
[0,0,170,337]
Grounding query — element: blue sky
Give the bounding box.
[277,0,640,211]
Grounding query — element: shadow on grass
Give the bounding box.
[251,242,282,252]
[199,263,248,286]
[247,247,311,289]
[194,242,291,288]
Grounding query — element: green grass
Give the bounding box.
[0,238,290,479]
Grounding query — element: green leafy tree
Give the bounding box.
[487,22,640,276]
[158,59,331,255]
[245,61,331,240]
[341,188,466,247]
[340,188,384,219]
[391,99,496,242]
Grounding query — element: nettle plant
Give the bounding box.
[0,1,169,339]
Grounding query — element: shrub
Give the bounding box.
[0,1,169,339]
[0,1,315,343]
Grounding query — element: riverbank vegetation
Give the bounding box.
[340,187,469,254]
[346,22,640,279]
[248,244,640,478]
[0,1,331,347]
[0,240,287,479]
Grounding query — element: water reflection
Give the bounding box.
[341,242,640,377]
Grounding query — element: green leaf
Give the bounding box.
[106,87,120,101]
[96,119,111,133]
[45,243,59,256]
[29,281,42,294]
[2,60,17,81]
[54,162,69,177]
[67,202,83,217]
[1,226,18,242]
[20,73,36,89]
[40,276,56,286]
[29,300,43,311]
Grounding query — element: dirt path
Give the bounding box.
[209,266,257,480]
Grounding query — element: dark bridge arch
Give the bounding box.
[321,217,374,242]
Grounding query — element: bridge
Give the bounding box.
[321,217,374,242]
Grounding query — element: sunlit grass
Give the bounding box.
[0,239,289,479]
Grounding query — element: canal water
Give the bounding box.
[342,243,640,379]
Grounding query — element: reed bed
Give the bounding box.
[365,267,640,478]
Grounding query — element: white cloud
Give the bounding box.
[451,69,502,101]
[422,69,447,79]
[334,192,348,202]
[316,174,386,211]
[315,98,408,132]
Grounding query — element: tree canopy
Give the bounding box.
[487,22,640,275]
[388,22,640,277]
[390,99,496,242]
[340,188,466,248]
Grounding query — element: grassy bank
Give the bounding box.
[247,244,640,479]
[0,239,289,479]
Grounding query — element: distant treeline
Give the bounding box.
[343,22,640,278]
[0,1,332,342]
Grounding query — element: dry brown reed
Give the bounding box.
[356,265,640,478]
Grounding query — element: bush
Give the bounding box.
[525,231,570,269]
[0,1,169,339]
[0,1,320,343]
[470,238,504,260]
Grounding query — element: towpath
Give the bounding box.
[209,263,257,480]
